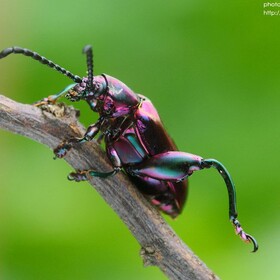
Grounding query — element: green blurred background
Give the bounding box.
[0,0,279,279]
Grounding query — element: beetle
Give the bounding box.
[0,45,258,252]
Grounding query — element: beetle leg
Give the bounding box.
[54,118,103,158]
[202,159,258,252]
[127,151,203,181]
[67,167,121,182]
[128,152,258,252]
[67,146,122,182]
[107,116,133,142]
[33,84,76,106]
[96,133,105,144]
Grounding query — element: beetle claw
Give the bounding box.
[245,234,259,253]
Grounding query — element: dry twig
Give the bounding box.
[0,95,218,280]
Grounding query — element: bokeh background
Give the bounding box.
[0,0,279,279]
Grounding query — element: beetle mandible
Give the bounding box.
[0,45,258,252]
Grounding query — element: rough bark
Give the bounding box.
[0,95,219,280]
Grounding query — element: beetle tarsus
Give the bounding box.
[231,217,258,252]
[54,142,73,159]
[33,96,56,107]
[68,170,88,182]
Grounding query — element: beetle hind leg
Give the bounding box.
[128,151,258,252]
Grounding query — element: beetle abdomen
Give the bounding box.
[130,176,187,218]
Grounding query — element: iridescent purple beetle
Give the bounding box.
[0,45,258,252]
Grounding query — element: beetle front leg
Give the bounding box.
[67,146,122,182]
[54,118,103,158]
[33,84,77,106]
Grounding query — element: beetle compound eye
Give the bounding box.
[65,89,81,102]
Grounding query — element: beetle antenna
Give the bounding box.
[0,46,82,83]
[82,45,94,92]
[202,158,258,252]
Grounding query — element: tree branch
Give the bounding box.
[0,95,219,280]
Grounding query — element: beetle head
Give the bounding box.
[65,75,107,104]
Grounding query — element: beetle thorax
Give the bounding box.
[101,75,140,117]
